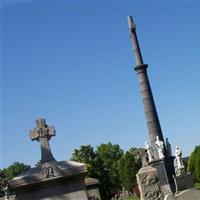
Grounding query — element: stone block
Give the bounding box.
[137,165,164,200]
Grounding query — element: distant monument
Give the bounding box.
[5,119,101,200]
[127,16,198,199]
[128,16,175,197]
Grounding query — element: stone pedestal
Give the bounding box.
[137,166,164,200]
[173,170,194,193]
[9,160,89,200]
[150,157,176,195]
[85,178,101,200]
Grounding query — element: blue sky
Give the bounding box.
[1,1,200,168]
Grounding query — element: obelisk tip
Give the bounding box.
[127,16,136,31]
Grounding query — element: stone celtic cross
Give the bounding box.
[29,118,56,163]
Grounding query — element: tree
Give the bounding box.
[0,162,30,197]
[119,148,142,193]
[71,145,112,200]
[71,145,102,179]
[3,162,31,181]
[96,143,123,196]
[187,145,200,182]
[0,170,6,197]
[71,143,124,200]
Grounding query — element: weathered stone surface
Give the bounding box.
[85,178,101,200]
[128,16,166,160]
[173,171,194,193]
[150,158,176,195]
[6,119,101,200]
[137,166,164,200]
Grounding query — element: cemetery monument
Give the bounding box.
[127,16,199,200]
[5,118,101,200]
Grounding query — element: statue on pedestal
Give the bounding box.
[155,136,165,160]
[175,146,185,173]
[145,141,154,162]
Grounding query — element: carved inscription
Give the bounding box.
[42,165,54,178]
[38,128,49,138]
[137,167,164,200]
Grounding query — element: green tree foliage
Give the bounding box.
[71,145,98,178]
[96,143,123,195]
[119,150,142,192]
[187,145,200,182]
[71,144,143,200]
[194,147,200,182]
[3,162,31,181]
[0,162,30,197]
[71,143,123,199]
[0,170,6,197]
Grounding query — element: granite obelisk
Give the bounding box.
[127,16,177,195]
[128,16,165,160]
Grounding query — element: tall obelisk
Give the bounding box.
[127,16,165,160]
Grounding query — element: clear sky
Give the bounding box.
[1,1,200,168]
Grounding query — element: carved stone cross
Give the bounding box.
[29,118,56,163]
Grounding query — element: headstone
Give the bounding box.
[7,119,101,200]
[137,165,164,200]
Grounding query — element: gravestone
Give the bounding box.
[6,119,101,200]
[137,166,164,200]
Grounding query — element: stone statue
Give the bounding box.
[3,185,9,200]
[165,138,172,156]
[145,141,154,162]
[175,146,185,172]
[155,136,165,160]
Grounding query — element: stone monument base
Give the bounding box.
[7,160,101,200]
[173,170,194,193]
[150,157,176,195]
[137,165,164,200]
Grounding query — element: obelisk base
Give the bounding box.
[150,157,176,196]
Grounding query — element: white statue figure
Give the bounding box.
[155,136,165,159]
[145,141,154,162]
[3,185,9,200]
[166,137,172,156]
[175,146,185,171]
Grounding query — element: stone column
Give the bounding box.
[128,16,165,160]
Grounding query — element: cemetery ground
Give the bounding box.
[123,197,139,200]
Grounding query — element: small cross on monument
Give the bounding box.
[30,118,56,163]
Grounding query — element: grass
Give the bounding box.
[195,182,200,189]
[123,197,140,200]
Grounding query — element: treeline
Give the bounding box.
[1,143,200,199]
[187,145,200,183]
[71,143,144,199]
[0,162,30,197]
